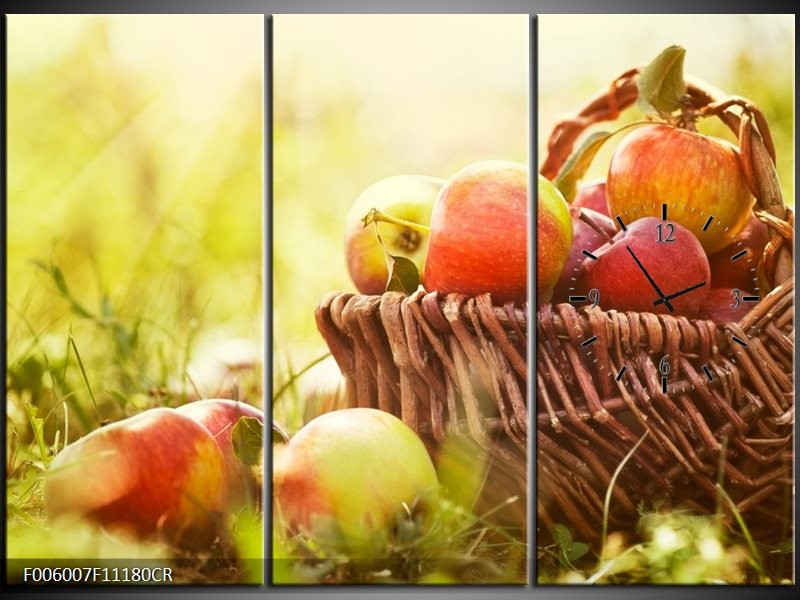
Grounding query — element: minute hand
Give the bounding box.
[625,246,675,312]
[652,281,707,306]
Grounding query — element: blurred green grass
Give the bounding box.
[7,15,264,582]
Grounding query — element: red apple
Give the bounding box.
[345,174,442,295]
[45,408,227,549]
[708,215,768,290]
[537,174,573,303]
[273,408,439,557]
[582,217,710,317]
[176,399,264,510]
[699,288,755,324]
[572,179,609,216]
[551,207,617,305]
[422,161,529,304]
[607,124,754,254]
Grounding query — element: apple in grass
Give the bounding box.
[345,174,442,295]
[421,161,530,304]
[537,174,573,304]
[551,207,617,305]
[273,408,439,557]
[607,124,754,254]
[176,399,264,510]
[582,217,710,317]
[45,408,227,549]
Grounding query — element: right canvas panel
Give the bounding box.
[536,14,795,585]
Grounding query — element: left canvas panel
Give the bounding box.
[6,15,265,585]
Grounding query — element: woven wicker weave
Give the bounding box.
[314,67,794,556]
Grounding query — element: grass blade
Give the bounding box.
[68,327,102,423]
[600,431,649,562]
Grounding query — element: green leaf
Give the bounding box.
[637,45,687,116]
[232,416,264,466]
[554,130,614,203]
[552,523,574,549]
[554,122,649,203]
[385,254,420,295]
[566,541,590,562]
[272,420,290,444]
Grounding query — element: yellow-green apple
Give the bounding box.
[572,179,610,216]
[699,287,755,324]
[607,124,754,254]
[345,175,443,295]
[537,174,573,304]
[582,217,710,317]
[422,161,529,304]
[176,399,264,510]
[552,207,617,305]
[45,408,227,549]
[708,215,768,290]
[273,408,438,557]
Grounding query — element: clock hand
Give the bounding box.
[652,281,708,306]
[625,246,675,312]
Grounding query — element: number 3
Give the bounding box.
[730,289,741,309]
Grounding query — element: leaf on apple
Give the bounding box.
[385,254,421,295]
[637,45,687,117]
[554,121,649,203]
[362,207,423,295]
[232,416,263,466]
[272,419,290,444]
[554,131,614,203]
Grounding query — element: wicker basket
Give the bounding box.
[536,67,794,556]
[314,68,794,559]
[316,289,529,527]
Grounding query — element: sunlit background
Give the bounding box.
[7,15,264,578]
[538,14,794,202]
[7,14,264,410]
[272,14,529,429]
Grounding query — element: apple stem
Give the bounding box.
[362,208,431,234]
[577,209,616,244]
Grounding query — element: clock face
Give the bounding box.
[568,203,759,395]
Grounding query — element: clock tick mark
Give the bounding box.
[731,336,748,348]
[615,366,627,381]
[582,250,598,260]
[731,249,747,261]
[702,365,713,381]
[581,336,598,348]
[616,215,627,231]
[661,377,668,394]
[661,203,667,220]
[702,216,714,231]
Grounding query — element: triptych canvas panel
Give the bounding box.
[5,12,794,588]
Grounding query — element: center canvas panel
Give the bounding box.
[270,14,530,585]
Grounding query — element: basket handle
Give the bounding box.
[540,67,793,289]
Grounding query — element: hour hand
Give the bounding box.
[653,281,707,306]
[626,246,675,312]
